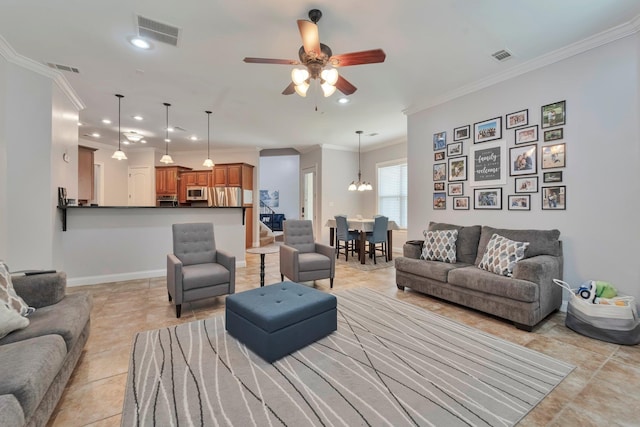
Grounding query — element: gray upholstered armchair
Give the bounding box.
[167,222,235,318]
[279,220,335,288]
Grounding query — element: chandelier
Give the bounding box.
[348,130,372,191]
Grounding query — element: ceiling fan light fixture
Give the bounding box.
[321,82,337,97]
[320,68,338,85]
[294,82,309,97]
[291,68,309,85]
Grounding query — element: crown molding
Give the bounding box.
[404,15,640,115]
[362,137,407,153]
[0,35,85,111]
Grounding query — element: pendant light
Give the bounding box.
[159,102,174,164]
[348,130,372,191]
[202,110,214,168]
[111,94,127,160]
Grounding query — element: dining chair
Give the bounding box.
[335,215,359,261]
[167,222,235,318]
[366,215,388,264]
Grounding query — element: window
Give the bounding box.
[377,160,407,228]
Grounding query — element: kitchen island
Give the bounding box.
[58,206,247,286]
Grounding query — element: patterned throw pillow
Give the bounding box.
[421,229,458,263]
[0,302,29,339]
[0,261,35,316]
[478,234,530,277]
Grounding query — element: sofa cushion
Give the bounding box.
[448,266,539,303]
[0,293,91,351]
[0,394,25,427]
[0,335,67,420]
[0,261,35,317]
[478,234,529,277]
[0,303,29,339]
[428,222,481,264]
[299,252,331,272]
[421,229,458,263]
[395,257,470,283]
[182,263,230,291]
[475,226,561,265]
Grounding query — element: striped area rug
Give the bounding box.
[122,288,574,426]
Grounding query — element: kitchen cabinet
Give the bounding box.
[156,166,191,201]
[213,163,252,188]
[178,170,211,203]
[78,146,97,205]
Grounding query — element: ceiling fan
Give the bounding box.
[243,9,386,97]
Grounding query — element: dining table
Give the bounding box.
[325,218,400,264]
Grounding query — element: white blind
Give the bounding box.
[377,162,407,228]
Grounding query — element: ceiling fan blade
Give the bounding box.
[297,20,321,56]
[335,75,357,95]
[282,82,295,95]
[243,57,298,65]
[330,49,386,67]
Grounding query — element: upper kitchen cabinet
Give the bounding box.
[156,166,191,196]
[78,146,97,205]
[213,163,253,188]
[182,170,211,187]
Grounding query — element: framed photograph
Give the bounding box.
[506,109,528,129]
[434,151,445,161]
[515,125,538,144]
[541,100,566,128]
[433,131,446,151]
[474,117,502,143]
[541,143,566,169]
[509,144,538,176]
[469,139,506,187]
[448,156,467,182]
[433,192,446,210]
[434,182,445,191]
[474,188,502,210]
[453,125,470,141]
[543,171,563,183]
[514,176,539,193]
[447,182,464,196]
[447,142,462,156]
[542,186,566,210]
[508,195,531,211]
[453,196,470,210]
[544,128,563,142]
[433,163,446,181]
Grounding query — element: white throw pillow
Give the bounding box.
[421,229,458,263]
[478,233,529,277]
[0,261,35,316]
[0,302,29,339]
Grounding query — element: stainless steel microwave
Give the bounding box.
[186,186,208,201]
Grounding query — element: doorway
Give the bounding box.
[301,165,317,233]
[93,162,104,206]
[128,166,152,206]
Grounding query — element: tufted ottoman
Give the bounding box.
[225,281,337,362]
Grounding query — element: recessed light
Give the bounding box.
[91,132,100,138]
[167,127,174,132]
[132,115,143,121]
[122,140,130,145]
[77,122,82,126]
[337,97,350,104]
[164,138,171,143]
[190,136,198,141]
[129,37,151,49]
[102,119,111,124]
[140,140,147,144]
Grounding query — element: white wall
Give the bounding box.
[259,155,300,221]
[407,33,640,301]
[80,138,130,206]
[0,56,7,260]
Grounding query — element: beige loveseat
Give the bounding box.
[395,222,563,330]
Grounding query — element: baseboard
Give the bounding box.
[67,260,248,287]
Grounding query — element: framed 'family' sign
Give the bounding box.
[469,140,506,187]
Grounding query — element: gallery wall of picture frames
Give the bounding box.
[431,100,567,211]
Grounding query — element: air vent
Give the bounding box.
[46,63,80,73]
[137,15,180,46]
[491,49,512,62]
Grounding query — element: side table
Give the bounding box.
[246,245,280,287]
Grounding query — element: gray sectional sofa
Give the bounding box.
[395,222,563,330]
[0,272,91,427]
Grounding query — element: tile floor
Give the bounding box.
[49,252,640,426]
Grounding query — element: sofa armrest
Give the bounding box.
[403,240,423,259]
[11,272,66,308]
[512,255,564,313]
[167,254,183,304]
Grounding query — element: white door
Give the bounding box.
[93,162,104,206]
[128,166,152,206]
[301,165,317,232]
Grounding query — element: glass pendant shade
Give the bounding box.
[203,158,214,167]
[321,82,337,97]
[111,94,127,160]
[291,68,309,85]
[160,154,174,164]
[321,68,339,85]
[294,82,310,97]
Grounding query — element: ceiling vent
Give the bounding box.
[137,15,180,47]
[46,63,80,73]
[491,49,513,62]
